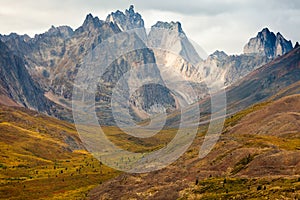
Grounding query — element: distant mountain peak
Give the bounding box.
[207,50,228,62]
[83,13,95,26]
[152,21,184,34]
[126,5,135,15]
[82,13,104,30]
[276,32,283,37]
[106,5,144,31]
[261,27,271,33]
[211,50,228,58]
[85,13,93,21]
[244,28,293,58]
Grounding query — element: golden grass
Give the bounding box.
[0,105,120,199]
[0,105,183,199]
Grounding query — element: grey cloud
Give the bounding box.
[135,0,241,16]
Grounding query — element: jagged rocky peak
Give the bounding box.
[244,28,293,58]
[152,21,184,34]
[295,42,300,48]
[105,5,144,31]
[81,13,104,31]
[243,28,276,58]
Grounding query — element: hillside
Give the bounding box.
[89,94,300,200]
[0,104,179,199]
[1,93,299,200]
[226,45,300,113]
[0,105,119,199]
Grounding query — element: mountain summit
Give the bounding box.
[106,5,144,31]
[81,13,104,31]
[243,28,293,58]
[152,21,184,34]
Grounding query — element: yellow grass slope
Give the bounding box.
[0,105,119,200]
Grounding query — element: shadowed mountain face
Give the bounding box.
[0,40,50,112]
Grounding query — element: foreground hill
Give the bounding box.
[1,94,299,199]
[0,104,177,199]
[0,105,119,199]
[89,94,300,200]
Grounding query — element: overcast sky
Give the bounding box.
[0,0,299,55]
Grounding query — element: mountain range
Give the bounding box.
[0,5,296,125]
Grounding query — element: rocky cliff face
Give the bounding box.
[147,21,208,102]
[148,21,202,68]
[0,40,50,112]
[226,45,300,113]
[243,28,293,58]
